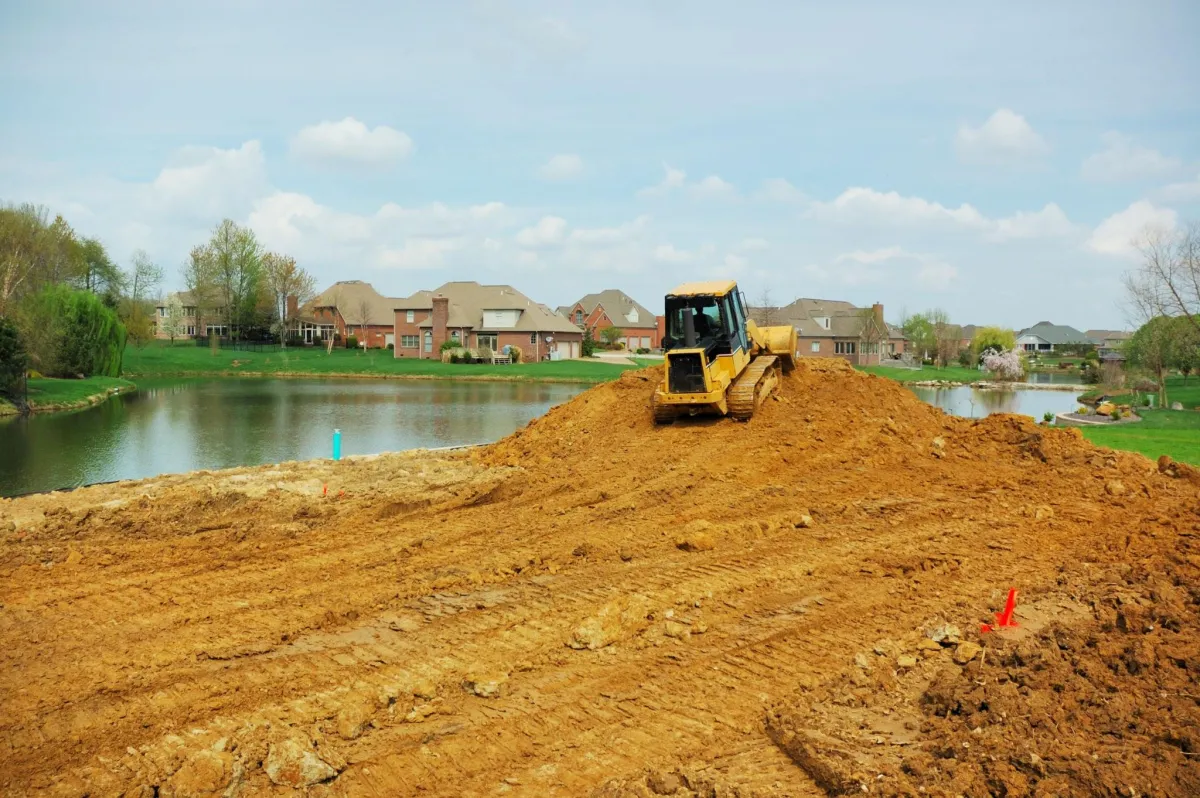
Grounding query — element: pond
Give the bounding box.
[0,378,587,498]
[1022,371,1087,385]
[907,385,1082,421]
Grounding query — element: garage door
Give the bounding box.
[569,342,579,358]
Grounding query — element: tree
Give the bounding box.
[971,327,1017,363]
[929,308,960,368]
[1126,316,1181,407]
[857,308,886,359]
[754,288,776,326]
[79,237,124,305]
[261,253,315,346]
[161,294,187,343]
[353,298,372,347]
[599,325,624,347]
[1172,318,1200,382]
[581,326,597,357]
[203,219,263,335]
[182,244,219,333]
[1128,221,1200,339]
[21,285,126,378]
[0,316,28,402]
[0,203,86,315]
[125,250,163,304]
[902,312,934,362]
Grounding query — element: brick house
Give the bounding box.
[556,289,661,350]
[393,281,584,360]
[298,280,401,348]
[750,298,905,365]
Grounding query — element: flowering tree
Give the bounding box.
[982,348,1025,381]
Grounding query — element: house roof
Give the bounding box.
[399,281,582,335]
[1085,329,1132,344]
[306,280,400,326]
[751,298,902,340]
[958,324,981,340]
[568,289,658,329]
[1017,321,1092,345]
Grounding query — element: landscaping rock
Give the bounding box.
[1096,402,1116,417]
[264,738,336,788]
[1172,401,1184,411]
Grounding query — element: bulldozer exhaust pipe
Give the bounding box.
[682,308,697,348]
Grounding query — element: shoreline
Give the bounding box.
[906,379,1088,392]
[2,381,137,417]
[122,369,622,385]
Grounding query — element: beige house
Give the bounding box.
[298,280,401,348]
[751,298,905,365]
[153,291,226,339]
[394,281,583,360]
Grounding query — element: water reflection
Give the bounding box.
[907,385,1080,420]
[1023,371,1085,385]
[0,378,586,497]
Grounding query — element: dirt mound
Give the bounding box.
[3,359,1200,797]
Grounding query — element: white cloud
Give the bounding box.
[1158,173,1200,203]
[637,163,688,197]
[755,178,806,203]
[1081,133,1183,182]
[654,244,693,263]
[834,246,906,265]
[955,108,1049,164]
[376,239,463,270]
[724,253,749,272]
[290,117,414,168]
[1086,200,1178,257]
[915,260,959,290]
[515,215,568,248]
[810,187,1075,243]
[567,215,649,246]
[740,237,769,251]
[537,153,584,181]
[815,246,957,290]
[691,175,737,199]
[987,203,1076,241]
[809,187,987,228]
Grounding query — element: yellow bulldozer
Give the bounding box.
[652,280,797,423]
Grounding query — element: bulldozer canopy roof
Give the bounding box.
[667,280,737,297]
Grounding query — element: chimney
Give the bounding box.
[872,302,884,331]
[431,294,449,356]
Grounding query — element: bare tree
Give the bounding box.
[354,297,372,347]
[857,308,886,360]
[929,308,960,368]
[754,288,776,326]
[1130,222,1200,337]
[262,252,316,346]
[126,250,163,303]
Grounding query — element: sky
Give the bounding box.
[1,0,1198,330]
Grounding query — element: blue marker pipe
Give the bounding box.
[333,428,342,461]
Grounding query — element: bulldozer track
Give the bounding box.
[728,355,781,421]
[651,392,677,424]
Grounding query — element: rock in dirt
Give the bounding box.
[663,620,690,640]
[675,520,715,552]
[162,750,238,798]
[264,738,336,788]
[794,514,814,529]
[568,594,653,650]
[463,672,509,698]
[928,623,962,645]
[646,770,682,795]
[335,695,375,740]
[411,678,437,699]
[896,655,918,669]
[1105,479,1126,496]
[65,549,83,566]
[953,642,982,664]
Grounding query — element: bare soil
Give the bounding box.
[2,359,1199,797]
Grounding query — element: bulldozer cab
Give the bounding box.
[662,282,750,359]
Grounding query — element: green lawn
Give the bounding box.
[1078,375,1200,409]
[25,376,136,410]
[1080,409,1200,466]
[122,342,639,384]
[857,365,983,383]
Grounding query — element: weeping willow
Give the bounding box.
[24,285,126,378]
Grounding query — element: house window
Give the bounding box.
[401,335,419,348]
[184,306,197,316]
[810,341,820,352]
[186,325,196,336]
[423,331,432,353]
[158,307,167,317]
[835,341,856,355]
[477,333,498,351]
[406,310,415,323]
[530,333,537,345]
[451,330,460,341]
[205,324,228,337]
[574,310,583,326]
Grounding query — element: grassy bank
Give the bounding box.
[857,365,983,383]
[123,342,638,384]
[12,376,137,413]
[1080,410,1200,466]
[1079,376,1200,409]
